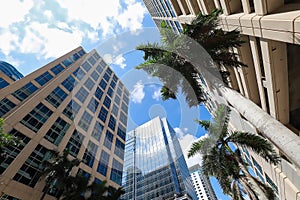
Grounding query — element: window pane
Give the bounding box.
[63,100,81,120]
[94,87,103,101]
[91,71,99,82]
[99,80,107,90]
[62,75,77,92]
[12,82,38,101]
[0,78,9,89]
[62,58,73,67]
[0,98,16,117]
[82,61,92,72]
[50,64,65,75]
[75,87,88,103]
[35,72,53,86]
[21,103,53,133]
[84,78,95,91]
[92,121,104,141]
[110,159,123,185]
[98,107,108,123]
[66,130,84,157]
[87,97,99,113]
[97,150,109,176]
[44,117,70,146]
[104,130,113,150]
[88,56,96,65]
[45,87,68,108]
[73,67,86,81]
[78,111,93,132]
[103,96,111,109]
[82,141,98,168]
[108,115,116,131]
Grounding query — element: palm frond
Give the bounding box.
[195,119,210,131]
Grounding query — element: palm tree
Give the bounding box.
[188,104,279,199]
[39,149,81,200]
[135,9,300,171]
[136,9,244,107]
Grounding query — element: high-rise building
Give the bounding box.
[121,117,197,200]
[143,0,300,199]
[189,164,217,200]
[0,47,129,200]
[0,61,24,89]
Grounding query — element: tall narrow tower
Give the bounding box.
[121,117,197,200]
[0,47,129,200]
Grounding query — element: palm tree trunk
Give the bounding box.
[219,86,300,169]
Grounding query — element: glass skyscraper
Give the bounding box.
[122,117,197,200]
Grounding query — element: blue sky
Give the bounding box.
[0,1,229,199]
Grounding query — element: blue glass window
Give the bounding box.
[110,159,123,185]
[45,117,70,146]
[103,96,111,109]
[98,107,108,123]
[78,111,92,132]
[110,81,116,89]
[91,71,99,82]
[75,87,88,103]
[0,98,16,117]
[94,87,103,101]
[103,73,110,82]
[73,67,86,81]
[0,77,9,89]
[71,53,80,61]
[93,52,100,60]
[78,49,85,56]
[99,80,107,90]
[116,87,122,97]
[121,102,128,113]
[112,104,118,117]
[104,130,113,150]
[66,130,84,157]
[92,121,104,141]
[108,115,116,131]
[106,68,112,75]
[117,125,126,141]
[114,95,120,105]
[97,151,109,176]
[62,75,77,92]
[12,82,38,101]
[112,75,118,82]
[35,72,53,86]
[50,64,64,75]
[107,87,114,98]
[96,65,103,74]
[82,141,98,168]
[21,103,53,133]
[63,100,81,120]
[84,78,95,91]
[114,139,125,159]
[88,56,96,65]
[62,58,73,67]
[45,87,68,108]
[82,61,92,72]
[87,97,99,113]
[120,112,127,125]
[99,60,106,68]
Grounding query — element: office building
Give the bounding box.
[189,164,217,200]
[121,117,197,200]
[143,0,300,199]
[0,61,24,89]
[0,47,129,200]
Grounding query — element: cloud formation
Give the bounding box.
[0,0,147,67]
[152,88,161,101]
[131,80,145,103]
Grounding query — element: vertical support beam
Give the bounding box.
[254,0,284,15]
[249,36,268,111]
[233,67,245,96]
[198,0,216,15]
[260,39,289,124]
[241,0,252,13]
[219,0,242,15]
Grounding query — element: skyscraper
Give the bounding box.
[0,47,129,200]
[189,164,217,200]
[0,61,24,89]
[143,0,300,199]
[121,117,197,200]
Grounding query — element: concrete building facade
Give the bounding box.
[0,47,129,199]
[121,117,197,200]
[143,0,300,199]
[189,164,217,200]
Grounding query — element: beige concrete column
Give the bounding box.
[170,0,184,15]
[198,0,217,15]
[254,0,284,15]
[233,67,245,95]
[249,36,268,111]
[219,0,242,15]
[234,37,260,105]
[260,39,289,124]
[178,0,191,15]
[187,0,201,15]
[241,0,252,13]
[213,0,221,9]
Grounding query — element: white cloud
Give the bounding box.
[116,2,147,33]
[131,80,145,104]
[0,0,33,28]
[174,127,185,139]
[152,88,161,101]
[0,30,19,56]
[178,134,203,167]
[44,10,53,19]
[114,55,127,69]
